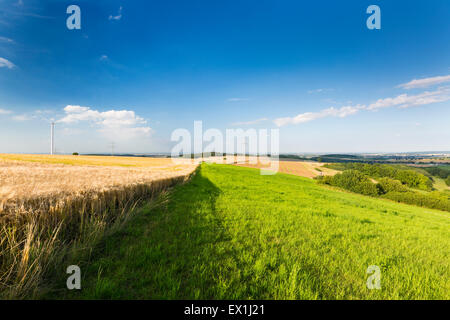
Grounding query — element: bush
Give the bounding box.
[396,170,432,191]
[377,177,409,194]
[324,163,432,191]
[446,176,450,187]
[72,152,79,155]
[382,191,450,212]
[315,175,333,184]
[425,167,450,179]
[318,170,379,196]
[316,170,450,212]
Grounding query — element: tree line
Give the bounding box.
[423,166,450,186]
[325,163,433,191]
[316,166,450,212]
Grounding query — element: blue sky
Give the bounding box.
[0,0,449,154]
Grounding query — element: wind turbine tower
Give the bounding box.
[50,121,55,155]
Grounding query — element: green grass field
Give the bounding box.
[433,177,450,192]
[62,164,449,300]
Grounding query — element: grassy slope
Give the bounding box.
[63,164,449,300]
[433,177,450,192]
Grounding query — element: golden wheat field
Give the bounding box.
[0,154,197,298]
[235,159,339,178]
[0,154,197,203]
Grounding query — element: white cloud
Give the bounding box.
[58,106,102,123]
[98,127,153,140]
[0,57,15,69]
[98,110,147,127]
[0,36,14,43]
[35,109,54,114]
[98,55,127,70]
[307,88,334,94]
[232,118,268,126]
[63,105,90,113]
[274,105,362,127]
[59,105,146,127]
[227,98,249,102]
[62,127,83,135]
[109,6,123,20]
[12,114,32,121]
[0,108,12,115]
[58,105,152,139]
[367,87,450,110]
[274,85,450,127]
[398,75,450,89]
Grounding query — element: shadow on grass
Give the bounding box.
[59,165,234,299]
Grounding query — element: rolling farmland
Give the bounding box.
[65,164,450,300]
[235,159,339,178]
[1,155,449,299]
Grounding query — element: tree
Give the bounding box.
[377,177,408,194]
[326,170,379,196]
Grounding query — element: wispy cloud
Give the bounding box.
[62,127,83,136]
[109,6,123,21]
[0,57,15,69]
[274,86,450,127]
[34,109,56,119]
[58,105,152,139]
[307,88,334,94]
[398,74,450,89]
[8,110,50,122]
[0,108,12,115]
[0,36,14,43]
[274,105,362,127]
[12,114,32,121]
[98,126,152,139]
[0,3,53,27]
[1,7,54,20]
[367,87,450,110]
[231,118,268,126]
[227,98,249,102]
[98,55,127,70]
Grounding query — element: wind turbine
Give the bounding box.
[109,142,115,156]
[37,111,57,155]
[50,121,55,155]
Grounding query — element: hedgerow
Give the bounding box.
[382,191,450,212]
[324,163,432,191]
[316,170,450,212]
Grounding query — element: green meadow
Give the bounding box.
[63,164,449,300]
